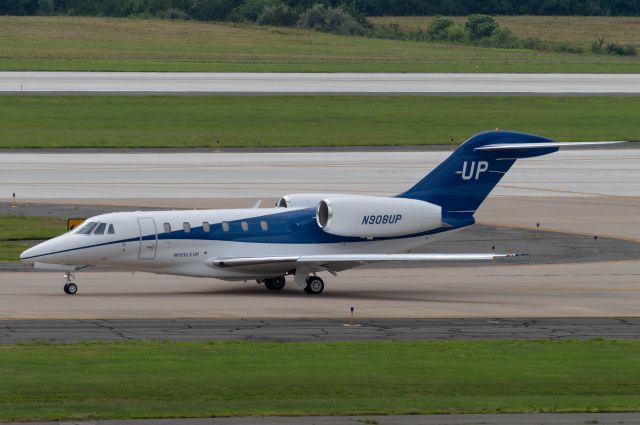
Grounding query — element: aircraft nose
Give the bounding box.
[20,242,49,265]
[20,246,35,264]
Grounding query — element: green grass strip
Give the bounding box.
[0,96,638,148]
[0,215,66,261]
[1,340,639,420]
[0,241,29,262]
[0,215,66,241]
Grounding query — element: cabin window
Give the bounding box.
[203,222,210,233]
[183,222,191,233]
[108,224,115,234]
[93,223,106,235]
[163,222,171,233]
[76,222,97,234]
[221,222,230,232]
[241,221,249,232]
[260,220,268,231]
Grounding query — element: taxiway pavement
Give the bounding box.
[2,318,640,344]
[2,72,640,95]
[2,261,640,320]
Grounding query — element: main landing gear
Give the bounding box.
[259,275,325,294]
[304,276,324,295]
[263,276,286,291]
[63,272,78,295]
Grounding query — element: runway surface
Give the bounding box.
[3,148,639,240]
[2,72,640,94]
[3,149,639,199]
[2,318,640,343]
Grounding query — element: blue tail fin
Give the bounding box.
[399,130,558,218]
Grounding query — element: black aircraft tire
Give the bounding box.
[66,282,78,295]
[63,283,69,294]
[264,277,286,291]
[304,277,324,295]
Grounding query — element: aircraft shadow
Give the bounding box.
[65,286,502,304]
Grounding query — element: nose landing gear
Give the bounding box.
[63,272,78,295]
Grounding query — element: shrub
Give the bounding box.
[556,42,584,54]
[427,16,454,41]
[229,0,281,22]
[257,2,297,26]
[445,24,467,43]
[489,27,518,48]
[591,37,637,56]
[163,7,189,19]
[521,36,546,50]
[465,14,498,40]
[298,4,364,36]
[591,36,606,53]
[376,22,404,39]
[606,41,637,56]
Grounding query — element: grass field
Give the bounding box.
[0,96,637,149]
[1,339,639,420]
[370,16,640,49]
[0,215,66,261]
[0,16,638,72]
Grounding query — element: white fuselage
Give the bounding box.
[21,206,452,280]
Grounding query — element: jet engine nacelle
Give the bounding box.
[277,193,350,208]
[316,196,442,238]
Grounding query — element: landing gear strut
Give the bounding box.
[304,276,324,295]
[63,272,78,295]
[263,276,286,291]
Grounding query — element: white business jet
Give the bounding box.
[20,130,620,295]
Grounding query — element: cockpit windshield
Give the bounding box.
[75,222,97,234]
[93,223,106,235]
[74,221,116,235]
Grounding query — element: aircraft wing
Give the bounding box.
[206,253,516,281]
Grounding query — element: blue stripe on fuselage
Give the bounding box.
[22,207,473,260]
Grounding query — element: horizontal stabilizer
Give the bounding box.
[475,141,625,151]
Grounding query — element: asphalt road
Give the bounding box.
[2,317,640,344]
[2,72,640,95]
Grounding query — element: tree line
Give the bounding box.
[2,0,640,18]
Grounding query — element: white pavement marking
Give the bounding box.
[2,72,640,94]
[1,149,639,200]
